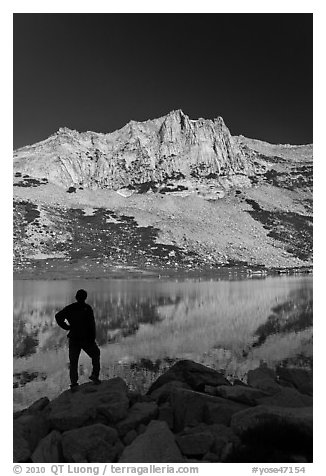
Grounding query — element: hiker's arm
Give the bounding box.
[55,308,71,330]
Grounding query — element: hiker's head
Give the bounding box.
[76,289,87,303]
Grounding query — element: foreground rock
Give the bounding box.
[256,387,313,407]
[32,431,62,463]
[171,387,248,431]
[276,367,313,396]
[116,402,158,436]
[14,412,50,462]
[149,380,191,404]
[176,423,240,460]
[119,421,184,463]
[14,397,50,420]
[48,377,129,431]
[62,424,121,463]
[231,405,313,437]
[247,367,282,394]
[212,385,270,405]
[147,359,230,394]
[13,360,313,463]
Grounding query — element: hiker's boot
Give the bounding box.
[70,383,79,392]
[89,374,101,385]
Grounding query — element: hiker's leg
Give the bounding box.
[82,341,101,378]
[69,339,81,385]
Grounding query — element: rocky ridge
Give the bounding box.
[13,360,313,463]
[14,110,259,191]
[13,110,313,275]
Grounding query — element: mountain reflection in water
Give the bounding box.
[13,276,312,410]
[13,291,181,358]
[253,287,312,347]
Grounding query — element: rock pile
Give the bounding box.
[13,360,313,463]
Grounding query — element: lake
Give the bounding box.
[13,275,312,410]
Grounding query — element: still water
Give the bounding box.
[13,276,312,410]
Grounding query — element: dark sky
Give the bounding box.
[13,13,313,149]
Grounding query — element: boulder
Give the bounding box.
[14,397,50,419]
[176,431,214,456]
[187,424,240,459]
[204,385,221,396]
[115,402,158,437]
[203,451,221,462]
[256,387,313,408]
[158,402,174,429]
[170,387,248,431]
[220,441,235,462]
[127,391,143,406]
[114,439,125,460]
[27,397,50,413]
[277,378,296,389]
[170,388,211,430]
[247,367,281,394]
[202,423,240,457]
[204,401,247,427]
[48,378,129,431]
[137,424,147,434]
[13,413,50,462]
[205,381,249,396]
[213,385,270,405]
[176,423,239,460]
[13,420,32,462]
[127,391,154,404]
[230,405,313,463]
[32,430,63,463]
[62,423,120,463]
[230,405,313,437]
[276,367,313,396]
[233,379,247,387]
[147,360,230,394]
[123,429,138,446]
[150,380,191,404]
[119,420,184,463]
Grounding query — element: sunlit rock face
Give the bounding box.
[13,110,256,190]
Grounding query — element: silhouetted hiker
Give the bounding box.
[55,289,101,390]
